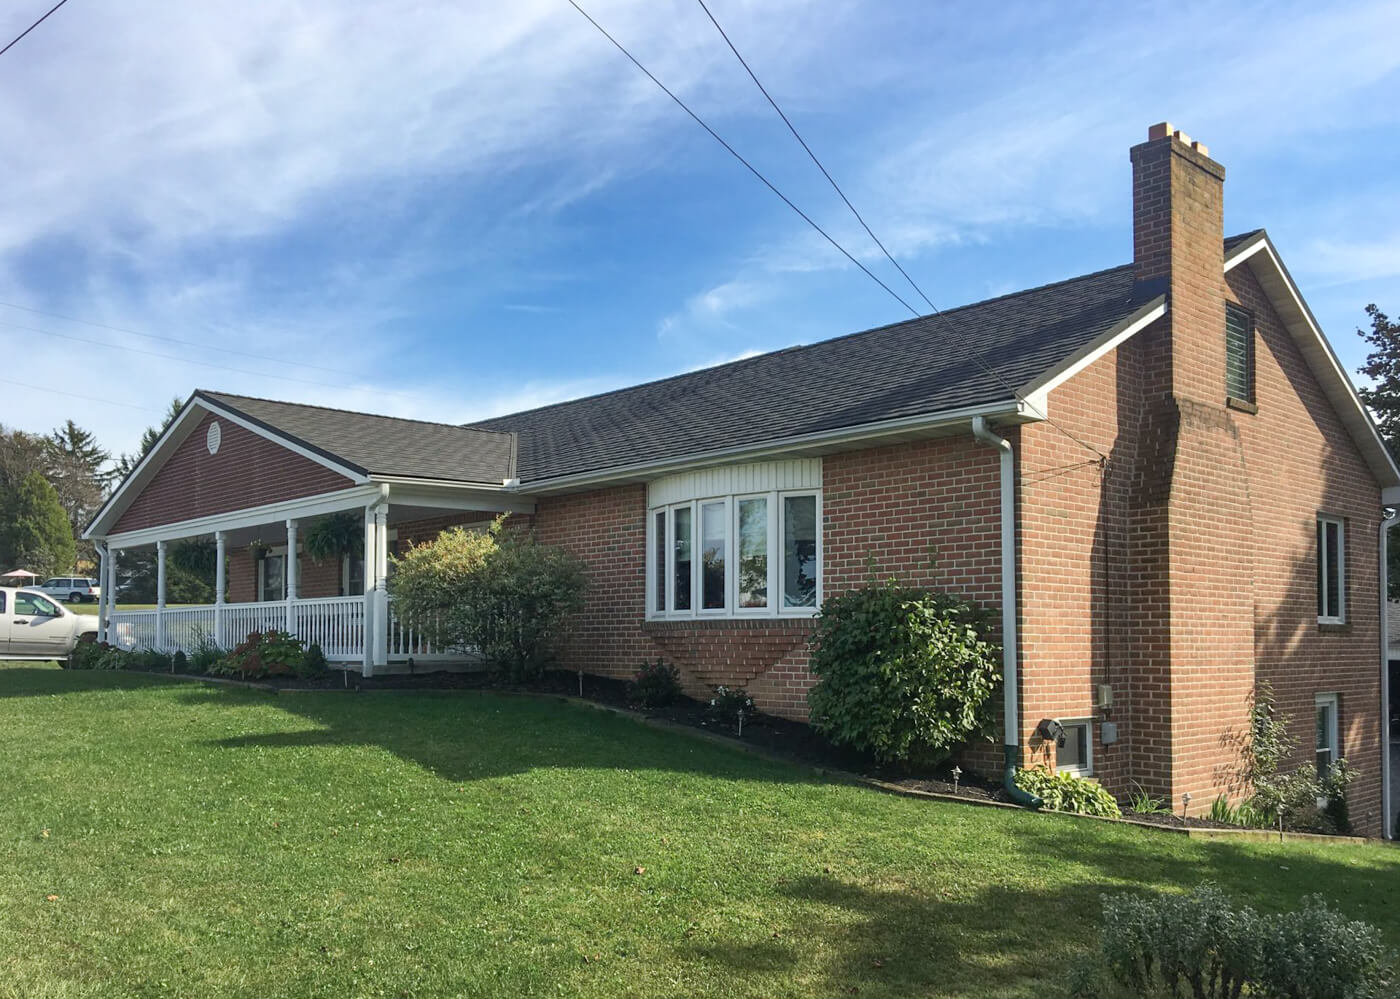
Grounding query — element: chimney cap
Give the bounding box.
[1146,122,1210,158]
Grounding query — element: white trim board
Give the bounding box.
[101,485,381,549]
[1019,298,1168,413]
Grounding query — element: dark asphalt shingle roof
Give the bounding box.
[198,391,516,483]
[473,261,1156,481]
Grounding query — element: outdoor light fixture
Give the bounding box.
[1035,718,1066,748]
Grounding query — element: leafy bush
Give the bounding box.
[1126,783,1169,816]
[630,658,681,708]
[807,581,1000,766]
[173,650,188,673]
[67,640,109,670]
[211,631,306,679]
[1069,884,1394,999]
[1240,685,1355,834]
[1014,767,1121,818]
[707,685,758,728]
[391,518,587,683]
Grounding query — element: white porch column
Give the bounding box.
[214,531,227,648]
[362,506,376,677]
[155,540,167,651]
[285,519,299,634]
[95,543,109,643]
[105,547,119,643]
[371,503,390,670]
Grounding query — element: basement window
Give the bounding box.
[1315,693,1339,776]
[1316,516,1345,624]
[1225,303,1255,404]
[648,490,821,619]
[1055,720,1093,777]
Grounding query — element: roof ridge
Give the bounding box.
[470,261,1137,428]
[200,390,514,437]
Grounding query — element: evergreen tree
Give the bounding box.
[1357,304,1400,598]
[0,471,76,578]
[114,397,182,480]
[46,420,111,554]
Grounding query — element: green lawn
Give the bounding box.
[2,664,1397,999]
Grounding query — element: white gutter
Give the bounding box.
[970,416,1041,808]
[1382,508,1398,839]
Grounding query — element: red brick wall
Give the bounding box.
[529,439,1004,721]
[113,411,353,533]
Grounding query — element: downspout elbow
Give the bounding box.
[971,416,1043,809]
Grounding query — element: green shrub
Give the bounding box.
[1069,884,1394,998]
[391,518,587,683]
[67,640,107,670]
[707,685,758,727]
[630,658,681,708]
[188,630,224,673]
[173,650,188,673]
[1014,767,1121,818]
[807,581,1000,767]
[1125,783,1169,816]
[1240,684,1355,834]
[211,630,306,679]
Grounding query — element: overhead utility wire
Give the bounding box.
[690,0,1106,462]
[0,0,71,58]
[0,376,163,414]
[563,0,918,316]
[0,299,365,379]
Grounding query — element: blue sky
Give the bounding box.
[0,0,1397,458]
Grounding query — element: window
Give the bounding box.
[258,553,286,602]
[649,489,820,619]
[342,555,365,597]
[1055,720,1093,776]
[1317,516,1345,623]
[1225,303,1254,403]
[1315,693,1339,776]
[15,592,59,617]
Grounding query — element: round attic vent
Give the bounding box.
[206,420,222,455]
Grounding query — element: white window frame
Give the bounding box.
[647,489,820,621]
[1315,692,1339,775]
[1317,515,1346,624]
[1054,718,1094,777]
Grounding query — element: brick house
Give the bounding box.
[85,124,1400,835]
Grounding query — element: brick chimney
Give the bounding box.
[1121,123,1255,813]
[1130,122,1227,403]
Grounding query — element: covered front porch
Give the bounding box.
[92,481,532,674]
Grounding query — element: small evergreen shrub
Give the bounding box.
[1069,885,1394,999]
[1014,767,1121,818]
[807,581,1000,767]
[67,640,107,670]
[630,658,681,708]
[299,643,329,678]
[172,650,188,673]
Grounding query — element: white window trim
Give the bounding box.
[647,488,820,621]
[1315,692,1339,772]
[1317,515,1346,624]
[1055,718,1094,777]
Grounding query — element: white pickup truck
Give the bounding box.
[0,587,99,661]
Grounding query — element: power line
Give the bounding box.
[686,0,1107,462]
[0,376,163,414]
[0,0,71,59]
[563,0,918,316]
[0,319,349,390]
[0,299,366,378]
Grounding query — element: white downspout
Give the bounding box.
[94,540,109,644]
[971,416,1041,808]
[1381,509,1397,839]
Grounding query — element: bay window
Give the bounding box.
[649,489,821,618]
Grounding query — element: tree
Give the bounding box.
[1358,305,1400,597]
[113,397,182,480]
[0,471,76,578]
[46,419,111,569]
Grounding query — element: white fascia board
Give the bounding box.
[1233,236,1400,489]
[101,485,381,549]
[1382,486,1400,507]
[1223,232,1269,272]
[1018,298,1168,414]
[380,482,536,515]
[519,398,1030,495]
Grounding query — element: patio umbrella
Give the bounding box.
[0,569,41,586]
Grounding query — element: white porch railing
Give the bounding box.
[107,597,464,665]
